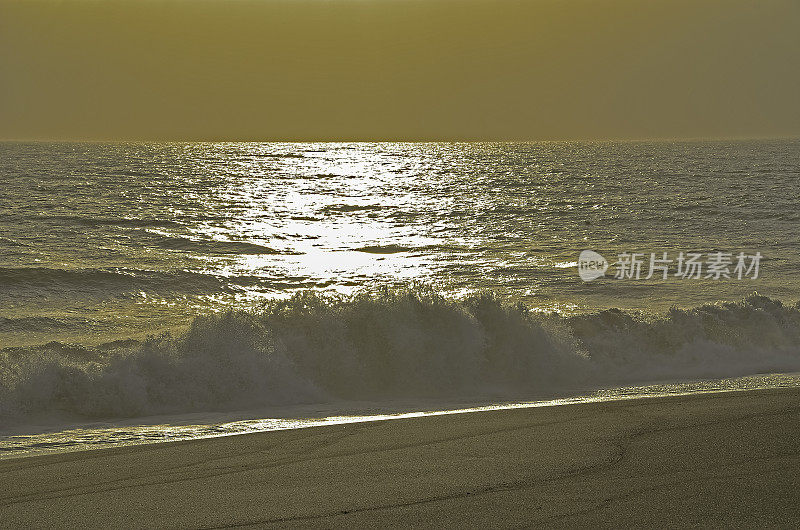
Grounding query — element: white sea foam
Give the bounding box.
[2,289,800,426]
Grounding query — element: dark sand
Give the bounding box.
[1,388,799,528]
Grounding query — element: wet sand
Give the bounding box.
[1,388,799,528]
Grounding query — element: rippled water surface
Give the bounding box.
[2,140,799,346]
[3,140,800,458]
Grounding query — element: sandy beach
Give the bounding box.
[0,388,798,528]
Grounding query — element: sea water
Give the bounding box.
[2,140,800,457]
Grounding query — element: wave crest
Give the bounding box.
[2,290,800,422]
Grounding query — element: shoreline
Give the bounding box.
[3,372,800,461]
[1,387,798,527]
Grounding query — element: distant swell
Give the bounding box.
[2,290,800,423]
[320,204,388,214]
[0,316,73,333]
[0,267,338,299]
[0,267,229,294]
[355,244,416,254]
[148,235,285,255]
[37,215,184,229]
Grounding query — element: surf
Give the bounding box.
[2,288,799,425]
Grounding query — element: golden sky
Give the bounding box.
[1,0,799,141]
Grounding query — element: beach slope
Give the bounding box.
[1,388,799,528]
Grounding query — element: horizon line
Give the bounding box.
[2,134,799,144]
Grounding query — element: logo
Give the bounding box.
[578,250,608,281]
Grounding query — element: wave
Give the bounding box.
[355,244,417,254]
[146,235,286,255]
[0,237,29,248]
[0,316,74,333]
[290,215,321,221]
[353,244,456,254]
[1,290,799,423]
[320,204,389,214]
[36,215,184,229]
[0,267,337,299]
[0,267,230,294]
[250,153,305,159]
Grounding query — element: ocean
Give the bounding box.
[2,139,800,457]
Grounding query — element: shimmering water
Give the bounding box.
[2,140,799,347]
[3,140,800,457]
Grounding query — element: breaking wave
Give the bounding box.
[2,289,800,423]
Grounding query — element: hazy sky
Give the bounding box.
[1,0,799,141]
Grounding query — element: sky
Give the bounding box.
[1,0,799,141]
